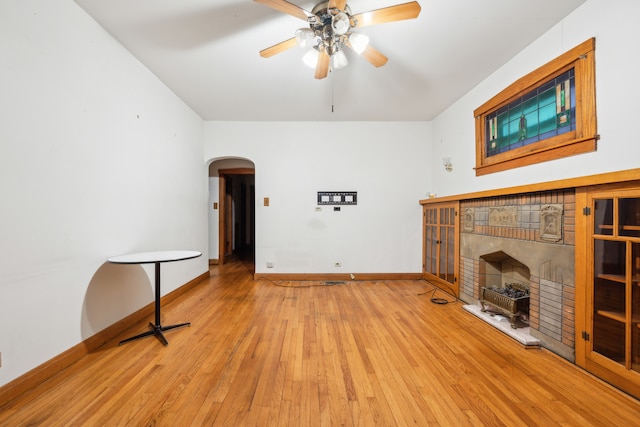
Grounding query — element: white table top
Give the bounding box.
[107,250,202,264]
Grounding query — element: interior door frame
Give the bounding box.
[575,182,640,399]
[218,168,255,265]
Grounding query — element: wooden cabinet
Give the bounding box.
[422,201,459,297]
[420,170,640,399]
[576,183,640,398]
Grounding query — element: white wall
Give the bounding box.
[0,0,208,386]
[430,0,640,197]
[204,121,432,274]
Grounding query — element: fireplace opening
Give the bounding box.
[479,251,530,328]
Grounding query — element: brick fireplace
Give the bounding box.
[478,250,530,327]
[458,190,576,361]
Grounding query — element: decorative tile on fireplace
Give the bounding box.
[459,190,575,361]
[540,204,563,242]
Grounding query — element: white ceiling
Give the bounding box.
[74,0,586,121]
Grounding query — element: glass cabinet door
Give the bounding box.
[423,202,458,296]
[632,241,640,373]
[424,206,438,276]
[620,198,640,238]
[591,196,640,373]
[439,206,456,284]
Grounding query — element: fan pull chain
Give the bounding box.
[331,72,335,113]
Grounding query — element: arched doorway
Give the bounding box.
[208,159,255,270]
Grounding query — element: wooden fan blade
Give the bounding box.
[347,42,388,68]
[328,0,348,11]
[259,38,298,58]
[254,0,311,21]
[351,1,421,28]
[315,50,330,79]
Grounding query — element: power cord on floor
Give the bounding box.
[256,276,457,305]
[256,277,349,288]
[418,280,459,305]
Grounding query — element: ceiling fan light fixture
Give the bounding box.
[349,32,370,54]
[331,12,350,35]
[325,40,339,57]
[302,48,319,68]
[256,0,422,79]
[295,27,316,47]
[331,49,348,70]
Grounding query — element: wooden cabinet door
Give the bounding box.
[423,202,459,296]
[578,185,640,398]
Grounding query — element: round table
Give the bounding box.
[108,250,202,346]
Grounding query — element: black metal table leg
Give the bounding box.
[119,261,190,346]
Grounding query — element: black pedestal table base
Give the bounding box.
[118,321,191,346]
[107,251,201,347]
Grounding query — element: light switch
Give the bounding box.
[264,197,270,206]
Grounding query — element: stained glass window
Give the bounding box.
[485,69,575,157]
[473,38,597,176]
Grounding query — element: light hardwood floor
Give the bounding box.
[1,259,639,426]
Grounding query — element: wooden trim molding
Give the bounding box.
[0,271,210,408]
[419,168,640,205]
[217,168,255,175]
[255,273,423,282]
[574,187,589,368]
[474,38,597,175]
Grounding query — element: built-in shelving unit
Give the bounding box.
[596,310,640,325]
[421,201,459,297]
[595,273,640,283]
[584,185,640,398]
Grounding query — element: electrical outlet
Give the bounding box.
[266,261,274,268]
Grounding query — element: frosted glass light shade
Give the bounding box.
[349,33,369,54]
[295,28,315,47]
[302,49,319,68]
[331,50,348,70]
[331,12,350,35]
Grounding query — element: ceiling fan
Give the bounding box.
[255,0,421,79]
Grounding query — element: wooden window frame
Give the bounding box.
[473,38,597,176]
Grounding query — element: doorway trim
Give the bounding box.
[218,167,255,266]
